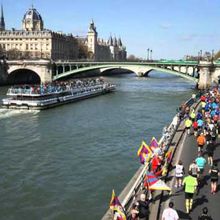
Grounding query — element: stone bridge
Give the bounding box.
[5,59,220,89]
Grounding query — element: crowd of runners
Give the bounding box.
[112,88,220,220]
[167,87,220,220]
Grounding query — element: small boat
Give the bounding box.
[1,79,116,110]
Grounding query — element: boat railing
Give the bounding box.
[6,82,113,97]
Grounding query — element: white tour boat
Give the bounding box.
[1,79,116,110]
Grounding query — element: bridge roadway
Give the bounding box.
[157,127,220,219]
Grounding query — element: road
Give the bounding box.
[159,129,220,220]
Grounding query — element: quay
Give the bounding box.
[103,88,220,220]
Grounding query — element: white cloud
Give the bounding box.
[180,34,197,41]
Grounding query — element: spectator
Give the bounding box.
[128,203,139,220]
[137,194,150,220]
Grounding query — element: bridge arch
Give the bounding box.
[53,63,198,84]
[7,68,41,84]
[100,67,137,75]
[99,65,152,76]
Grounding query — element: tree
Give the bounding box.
[127,54,136,61]
[214,50,220,60]
[6,48,22,60]
[78,43,89,59]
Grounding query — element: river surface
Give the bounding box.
[0,72,195,220]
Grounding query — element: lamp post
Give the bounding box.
[200,50,202,61]
[150,49,153,61]
[211,49,214,63]
[147,48,150,61]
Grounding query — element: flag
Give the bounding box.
[109,190,127,220]
[137,141,153,164]
[165,147,174,164]
[149,137,159,152]
[144,172,171,191]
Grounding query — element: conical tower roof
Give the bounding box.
[0,4,5,31]
[118,37,122,47]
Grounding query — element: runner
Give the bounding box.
[189,160,199,178]
[185,117,192,135]
[204,129,212,146]
[209,163,220,194]
[210,125,217,144]
[195,153,207,188]
[192,120,199,136]
[206,141,215,167]
[195,153,206,174]
[198,207,213,220]
[196,133,206,153]
[175,160,185,188]
[182,170,198,213]
[161,201,179,220]
[189,108,196,122]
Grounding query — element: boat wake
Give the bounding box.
[0,109,40,119]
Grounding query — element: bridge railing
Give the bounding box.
[101,94,199,220]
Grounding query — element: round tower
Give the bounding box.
[87,20,97,59]
[22,6,44,31]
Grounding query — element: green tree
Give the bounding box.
[214,50,220,60]
[6,48,21,60]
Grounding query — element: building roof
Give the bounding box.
[23,7,43,22]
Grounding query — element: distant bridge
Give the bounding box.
[5,59,220,89]
[53,61,199,83]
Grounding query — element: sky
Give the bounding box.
[2,0,220,59]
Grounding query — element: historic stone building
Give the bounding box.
[0,5,126,61]
[84,20,127,61]
[0,6,79,60]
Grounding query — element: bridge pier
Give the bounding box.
[198,62,212,90]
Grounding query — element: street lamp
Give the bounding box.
[211,49,214,63]
[150,49,153,61]
[147,48,150,61]
[200,50,202,61]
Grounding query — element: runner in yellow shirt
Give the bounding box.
[185,118,192,135]
[189,108,196,122]
[182,170,198,213]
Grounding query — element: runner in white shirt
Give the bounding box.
[162,202,179,220]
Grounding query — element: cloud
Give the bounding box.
[180,34,197,41]
[159,23,172,29]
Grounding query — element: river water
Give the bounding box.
[0,72,195,220]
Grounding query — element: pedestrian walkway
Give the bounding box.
[159,89,220,220]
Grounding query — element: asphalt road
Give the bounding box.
[159,130,220,220]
